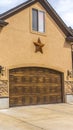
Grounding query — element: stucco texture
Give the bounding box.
[0,2,72,79]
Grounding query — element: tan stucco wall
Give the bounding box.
[0,2,72,80]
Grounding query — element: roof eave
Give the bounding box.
[0,0,36,20]
[0,20,8,27]
[39,0,73,37]
[0,0,73,37]
[66,36,73,42]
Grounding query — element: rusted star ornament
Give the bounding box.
[33,38,45,54]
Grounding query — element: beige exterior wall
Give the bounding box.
[0,2,72,80]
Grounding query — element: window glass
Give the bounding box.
[38,11,45,32]
[32,9,38,31]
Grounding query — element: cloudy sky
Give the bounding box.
[0,0,73,28]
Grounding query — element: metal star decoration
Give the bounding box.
[33,38,45,54]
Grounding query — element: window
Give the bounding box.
[32,9,45,33]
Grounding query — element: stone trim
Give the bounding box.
[0,80,8,97]
[65,81,73,95]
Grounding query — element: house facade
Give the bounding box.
[0,0,73,108]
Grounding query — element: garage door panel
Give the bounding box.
[9,67,63,107]
[49,95,61,103]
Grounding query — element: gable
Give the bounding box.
[0,0,73,39]
[2,1,66,39]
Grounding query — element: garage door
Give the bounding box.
[9,67,64,107]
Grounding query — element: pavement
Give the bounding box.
[0,103,73,130]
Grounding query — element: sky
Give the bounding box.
[0,0,73,28]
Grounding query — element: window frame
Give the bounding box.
[32,8,45,33]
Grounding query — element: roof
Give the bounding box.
[0,0,73,42]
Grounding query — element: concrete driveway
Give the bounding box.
[0,103,73,130]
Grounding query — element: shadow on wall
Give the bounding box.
[0,27,3,33]
[64,40,71,49]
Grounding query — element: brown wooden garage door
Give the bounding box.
[9,67,64,107]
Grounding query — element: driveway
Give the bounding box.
[0,103,73,130]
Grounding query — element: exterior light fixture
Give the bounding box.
[0,66,4,76]
[67,70,73,80]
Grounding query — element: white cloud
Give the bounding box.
[0,0,26,13]
[0,0,20,7]
[0,0,13,5]
[56,0,73,11]
[61,12,73,27]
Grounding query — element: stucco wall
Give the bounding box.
[0,2,72,80]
